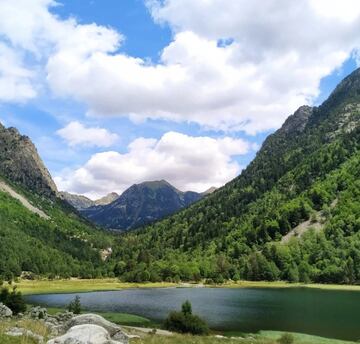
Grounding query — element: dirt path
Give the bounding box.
[0,180,50,219]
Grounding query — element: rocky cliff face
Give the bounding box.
[81,180,204,231]
[94,192,119,206]
[60,191,119,210]
[59,192,94,210]
[0,123,57,197]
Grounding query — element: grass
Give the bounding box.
[0,310,356,344]
[126,328,358,344]
[0,319,49,344]
[15,278,360,295]
[259,331,357,344]
[16,279,176,295]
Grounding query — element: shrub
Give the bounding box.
[68,295,81,314]
[164,301,209,335]
[278,333,294,344]
[0,286,26,314]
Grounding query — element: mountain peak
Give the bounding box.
[280,105,313,134]
[94,192,119,206]
[0,124,58,197]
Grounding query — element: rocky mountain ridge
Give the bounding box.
[79,180,207,231]
[0,123,58,197]
[60,191,119,210]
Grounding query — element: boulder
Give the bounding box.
[47,324,124,344]
[29,306,48,319]
[0,302,12,317]
[5,327,44,343]
[64,314,129,343]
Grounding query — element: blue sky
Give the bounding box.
[0,0,359,198]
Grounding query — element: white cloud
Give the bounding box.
[46,0,360,133]
[56,121,119,147]
[55,131,251,199]
[0,43,36,103]
[1,0,360,132]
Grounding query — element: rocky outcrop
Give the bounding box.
[29,306,48,319]
[64,314,129,342]
[46,313,129,344]
[47,324,123,344]
[0,302,12,318]
[0,123,58,197]
[280,105,313,134]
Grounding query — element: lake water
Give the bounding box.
[25,287,360,341]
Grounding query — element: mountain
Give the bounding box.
[59,192,95,210]
[94,192,119,206]
[81,180,204,231]
[0,124,58,197]
[60,192,119,210]
[113,68,360,284]
[0,123,115,279]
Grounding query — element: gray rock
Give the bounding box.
[64,314,129,343]
[46,324,124,344]
[5,327,44,343]
[0,302,13,317]
[29,306,48,320]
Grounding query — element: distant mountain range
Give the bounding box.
[60,191,119,210]
[61,181,216,231]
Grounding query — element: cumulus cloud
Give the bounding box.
[46,0,360,133]
[57,121,119,147]
[0,43,36,103]
[1,0,360,133]
[55,131,251,199]
[0,0,120,104]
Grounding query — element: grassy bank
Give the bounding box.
[16,279,176,295]
[15,278,360,295]
[1,319,357,344]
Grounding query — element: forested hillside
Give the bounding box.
[0,177,115,279]
[0,124,115,279]
[112,68,360,284]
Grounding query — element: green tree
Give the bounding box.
[181,300,192,315]
[68,295,82,314]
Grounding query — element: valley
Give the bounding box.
[2,59,360,344]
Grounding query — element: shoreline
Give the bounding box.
[15,278,360,295]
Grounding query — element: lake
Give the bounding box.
[25,287,360,341]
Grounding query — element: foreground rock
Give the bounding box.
[29,306,48,319]
[0,303,12,318]
[47,324,125,344]
[64,314,129,342]
[45,313,129,344]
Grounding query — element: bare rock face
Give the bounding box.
[46,324,124,344]
[280,105,313,134]
[0,123,58,197]
[0,302,12,317]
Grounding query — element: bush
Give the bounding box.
[67,295,81,314]
[0,286,26,314]
[278,333,294,344]
[164,301,209,335]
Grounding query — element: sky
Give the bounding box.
[0,0,359,199]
